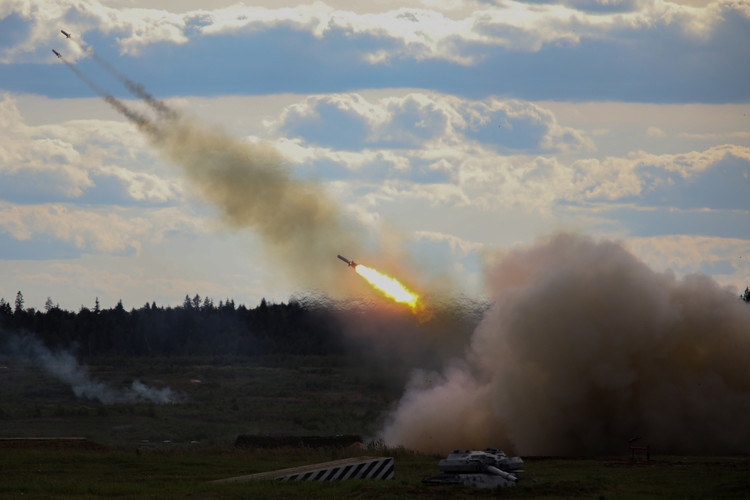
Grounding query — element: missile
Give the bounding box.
[52,49,62,58]
[61,30,71,38]
[337,254,358,269]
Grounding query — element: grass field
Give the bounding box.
[2,355,749,498]
[1,445,749,499]
[0,355,398,447]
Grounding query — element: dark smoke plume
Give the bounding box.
[64,49,367,295]
[381,233,750,456]
[63,60,151,128]
[86,46,177,121]
[152,117,364,293]
[4,334,181,404]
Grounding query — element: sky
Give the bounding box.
[0,0,749,311]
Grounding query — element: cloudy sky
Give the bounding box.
[1,0,749,311]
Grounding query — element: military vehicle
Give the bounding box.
[424,448,524,488]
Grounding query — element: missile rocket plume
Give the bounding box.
[338,254,420,311]
[355,265,420,310]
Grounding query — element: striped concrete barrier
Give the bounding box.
[213,456,394,483]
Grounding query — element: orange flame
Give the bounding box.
[354,264,419,310]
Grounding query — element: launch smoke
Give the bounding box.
[63,60,151,128]
[152,116,362,292]
[381,233,750,456]
[62,47,364,294]
[4,334,181,404]
[84,45,176,121]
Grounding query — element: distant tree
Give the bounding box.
[192,294,201,309]
[94,297,101,314]
[14,291,24,314]
[0,292,346,358]
[742,287,750,303]
[0,298,11,317]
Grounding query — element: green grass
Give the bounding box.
[0,447,748,499]
[1,356,749,498]
[0,355,396,447]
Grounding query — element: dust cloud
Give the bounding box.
[381,233,750,456]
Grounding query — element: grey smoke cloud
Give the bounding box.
[382,233,750,456]
[63,50,366,295]
[152,116,364,293]
[6,334,181,404]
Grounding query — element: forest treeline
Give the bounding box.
[0,292,345,358]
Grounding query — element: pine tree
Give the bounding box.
[14,291,24,314]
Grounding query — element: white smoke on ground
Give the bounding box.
[381,233,750,456]
[5,334,181,404]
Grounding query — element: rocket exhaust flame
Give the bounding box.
[338,255,420,311]
[355,265,420,310]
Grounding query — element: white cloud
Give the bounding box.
[0,93,182,204]
[0,0,189,62]
[0,94,92,198]
[634,144,750,177]
[625,234,750,291]
[364,179,471,206]
[647,126,666,137]
[679,131,750,140]
[271,92,593,153]
[1,0,744,63]
[275,133,749,216]
[197,1,744,63]
[95,164,182,202]
[258,91,750,216]
[113,7,189,54]
[0,202,199,254]
[413,229,484,256]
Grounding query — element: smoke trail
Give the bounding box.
[62,60,151,129]
[152,117,364,292]
[4,334,181,404]
[73,38,176,120]
[65,47,365,294]
[381,233,750,456]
